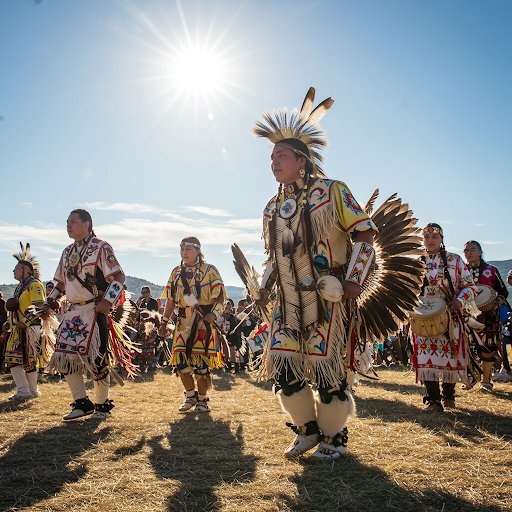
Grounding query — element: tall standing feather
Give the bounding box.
[231,244,273,326]
[364,188,380,215]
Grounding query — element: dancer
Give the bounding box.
[252,87,380,460]
[4,244,51,399]
[236,90,423,459]
[411,224,477,411]
[463,240,508,391]
[159,237,225,413]
[43,209,136,420]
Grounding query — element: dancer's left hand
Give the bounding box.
[96,299,111,315]
[342,280,362,300]
[450,299,462,312]
[203,313,216,324]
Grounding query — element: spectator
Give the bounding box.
[0,291,7,372]
[136,286,159,312]
[235,299,258,370]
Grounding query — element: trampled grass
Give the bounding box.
[1,367,511,512]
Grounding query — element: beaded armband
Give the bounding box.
[211,302,224,320]
[345,242,375,287]
[103,280,124,306]
[20,306,42,327]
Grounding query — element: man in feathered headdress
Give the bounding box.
[253,88,378,459]
[4,243,46,399]
[42,209,137,420]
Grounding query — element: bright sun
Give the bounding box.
[171,44,227,98]
[120,1,243,115]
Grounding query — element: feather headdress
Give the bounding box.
[253,87,334,176]
[13,242,41,281]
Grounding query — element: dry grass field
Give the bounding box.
[1,367,511,512]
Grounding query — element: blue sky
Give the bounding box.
[1,0,511,286]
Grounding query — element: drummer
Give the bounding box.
[411,223,477,412]
[463,240,509,392]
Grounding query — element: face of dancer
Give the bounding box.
[464,242,482,266]
[270,144,307,185]
[67,212,91,241]
[423,231,442,254]
[13,262,29,282]
[180,244,200,266]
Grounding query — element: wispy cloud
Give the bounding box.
[481,240,505,245]
[0,223,68,246]
[185,206,232,217]
[0,215,261,257]
[84,202,165,215]
[20,202,33,208]
[85,201,235,221]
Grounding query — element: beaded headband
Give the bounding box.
[422,226,443,237]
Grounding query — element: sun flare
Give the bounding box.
[170,44,227,98]
[119,1,245,116]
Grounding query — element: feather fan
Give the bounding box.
[231,244,273,326]
[357,192,425,342]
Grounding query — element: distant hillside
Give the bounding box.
[124,276,246,303]
[0,276,246,302]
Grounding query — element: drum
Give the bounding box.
[474,284,497,312]
[409,296,449,337]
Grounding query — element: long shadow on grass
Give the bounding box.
[357,396,512,443]
[287,455,504,512]
[115,414,258,511]
[360,378,423,395]
[0,380,15,393]
[0,424,111,510]
[211,370,236,391]
[240,372,274,392]
[0,397,36,414]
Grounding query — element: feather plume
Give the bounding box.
[13,242,41,281]
[299,87,315,121]
[253,87,334,176]
[364,188,380,215]
[231,244,272,326]
[111,299,138,328]
[307,97,335,125]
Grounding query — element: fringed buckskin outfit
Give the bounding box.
[253,88,378,459]
[238,87,424,458]
[163,262,225,371]
[261,177,376,387]
[412,250,477,406]
[161,243,225,413]
[48,234,137,419]
[5,243,56,399]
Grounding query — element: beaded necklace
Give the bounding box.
[66,234,92,281]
